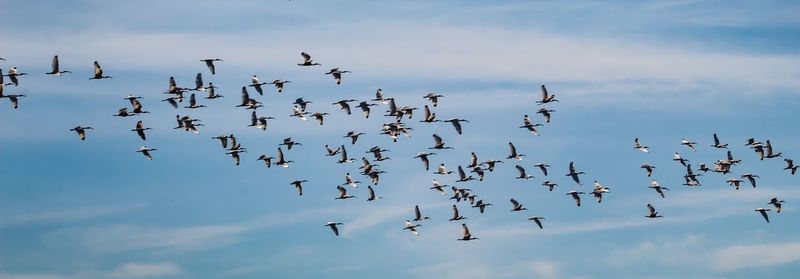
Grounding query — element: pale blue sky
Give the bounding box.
[1,1,799,278]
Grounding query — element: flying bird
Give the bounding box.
[131,120,151,140]
[289,180,307,196]
[325,68,351,85]
[430,134,453,150]
[136,146,158,160]
[298,52,321,66]
[423,92,444,107]
[755,208,771,223]
[566,191,585,207]
[403,220,422,236]
[413,205,431,221]
[45,55,71,76]
[537,85,558,105]
[565,162,585,185]
[335,185,357,200]
[69,126,93,140]
[528,216,545,229]
[457,223,478,241]
[324,222,343,236]
[768,197,784,213]
[710,133,728,149]
[507,142,525,160]
[510,198,528,211]
[646,204,663,218]
[89,61,112,79]
[199,58,223,75]
[634,138,649,153]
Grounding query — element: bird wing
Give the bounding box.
[461,223,471,238]
[415,205,422,219]
[647,204,656,215]
[51,55,59,72]
[569,162,576,173]
[713,133,720,145]
[516,165,526,176]
[94,61,103,76]
[301,52,312,63]
[433,134,443,146]
[195,73,203,89]
[541,85,548,100]
[510,198,520,207]
[458,166,467,179]
[509,142,517,156]
[277,147,285,161]
[337,185,347,197]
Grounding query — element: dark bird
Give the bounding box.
[741,173,759,188]
[423,92,444,107]
[413,205,431,222]
[457,223,478,241]
[136,146,158,160]
[710,133,728,149]
[429,134,453,150]
[565,161,585,185]
[528,216,545,229]
[566,191,585,207]
[324,222,343,236]
[274,147,294,167]
[537,108,555,123]
[268,79,291,93]
[332,99,357,115]
[131,120,151,140]
[755,208,771,223]
[325,68,351,85]
[472,199,493,214]
[69,126,93,140]
[768,197,784,213]
[783,159,798,175]
[200,58,223,75]
[534,163,550,176]
[289,179,307,196]
[449,204,467,221]
[515,165,534,179]
[249,75,268,95]
[89,61,112,79]
[279,137,302,150]
[536,85,558,105]
[414,152,436,170]
[298,52,321,66]
[646,204,663,218]
[184,93,206,109]
[444,118,469,135]
[507,142,525,160]
[45,55,71,76]
[366,186,382,201]
[510,198,528,211]
[257,154,274,168]
[3,94,25,109]
[335,185,357,200]
[344,131,365,144]
[542,180,558,191]
[311,112,329,125]
[649,180,669,198]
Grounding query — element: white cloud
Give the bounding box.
[0,204,146,229]
[712,242,800,271]
[106,262,182,278]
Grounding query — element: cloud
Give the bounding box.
[106,262,182,278]
[712,242,800,271]
[0,204,146,229]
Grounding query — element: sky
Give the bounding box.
[1,0,799,278]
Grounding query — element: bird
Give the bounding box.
[131,121,151,140]
[343,131,365,145]
[324,222,343,236]
[212,135,231,149]
[45,55,71,76]
[199,58,222,75]
[335,185,357,200]
[249,75,268,95]
[430,134,453,150]
[634,138,649,153]
[519,115,542,136]
[537,108,555,123]
[298,52,321,66]
[257,154,274,168]
[366,185,382,202]
[268,79,291,93]
[184,93,206,109]
[69,126,93,140]
[726,177,743,190]
[355,101,377,118]
[367,146,390,161]
[290,107,310,121]
[325,68,351,85]
[565,162,585,185]
[324,145,341,157]
[528,216,545,229]
[430,180,448,195]
[457,223,478,241]
[591,181,611,203]
[6,67,27,86]
[89,61,112,79]
[640,163,656,177]
[412,205,431,222]
[136,146,158,160]
[423,92,444,107]
[371,88,390,104]
[435,163,453,175]
[444,118,469,135]
[755,208,771,223]
[449,204,467,221]
[710,133,728,149]
[534,163,550,176]
[542,180,558,191]
[342,173,361,188]
[403,220,422,236]
[455,166,474,182]
[681,138,698,151]
[783,159,798,175]
[332,99,357,115]
[649,180,669,198]
[764,140,783,159]
[537,85,558,104]
[336,145,354,164]
[289,180,307,196]
[161,96,181,109]
[741,173,759,188]
[482,159,504,172]
[515,165,534,179]
[279,137,302,150]
[566,191,585,207]
[768,197,784,213]
[472,199,493,214]
[507,142,525,160]
[274,147,294,167]
[419,105,440,123]
[645,204,663,218]
[3,94,25,109]
[673,153,689,167]
[510,198,528,211]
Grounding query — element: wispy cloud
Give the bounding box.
[712,242,800,271]
[0,204,146,229]
[106,262,182,278]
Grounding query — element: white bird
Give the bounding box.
[634,138,649,153]
[681,138,698,151]
[403,220,422,236]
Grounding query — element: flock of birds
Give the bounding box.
[0,53,793,241]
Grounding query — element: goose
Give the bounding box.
[510,198,528,211]
[507,142,525,160]
[536,85,558,105]
[683,176,701,187]
[176,115,203,134]
[450,186,472,203]
[754,144,766,160]
[274,147,294,167]
[367,169,386,185]
[467,152,479,168]
[367,146,390,161]
[130,98,149,114]
[332,99,357,115]
[324,222,343,236]
[710,133,728,149]
[298,52,321,66]
[645,204,663,218]
[136,146,158,160]
[293,97,312,112]
[673,153,689,167]
[371,88,389,104]
[114,108,135,117]
[335,185,357,199]
[131,120,151,140]
[366,185,382,201]
[768,197,784,213]
[249,75,268,95]
[681,138,698,151]
[342,173,361,188]
[565,162,585,185]
[519,114,542,135]
[162,96,181,109]
[199,58,223,75]
[289,180,307,196]
[784,159,798,175]
[649,180,669,198]
[755,208,771,223]
[430,180,448,195]
[591,181,611,203]
[69,126,93,140]
[257,154,274,168]
[542,180,558,191]
[413,205,431,221]
[6,67,27,86]
[527,216,545,229]
[534,163,550,176]
[279,137,302,150]
[515,165,534,179]
[472,200,493,214]
[482,160,504,172]
[457,223,478,241]
[403,220,421,235]
[741,173,759,188]
[698,164,710,173]
[89,61,111,80]
[212,135,231,149]
[268,79,291,93]
[310,112,329,125]
[422,92,444,107]
[634,138,649,153]
[3,94,25,109]
[167,76,191,94]
[325,145,341,156]
[714,160,733,174]
[45,55,71,76]
[455,166,475,182]
[290,107,310,121]
[384,98,398,117]
[420,105,440,123]
[429,134,453,150]
[435,163,453,175]
[745,138,763,148]
[413,152,435,171]
[343,131,365,145]
[449,204,467,221]
[356,101,377,118]
[444,118,469,135]
[184,93,206,109]
[248,111,275,131]
[192,73,206,91]
[325,68,351,85]
[227,148,246,166]
[566,191,585,207]
[537,108,555,123]
[765,140,782,159]
[684,164,702,182]
[337,145,354,164]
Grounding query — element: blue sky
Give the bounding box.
[1,0,800,278]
